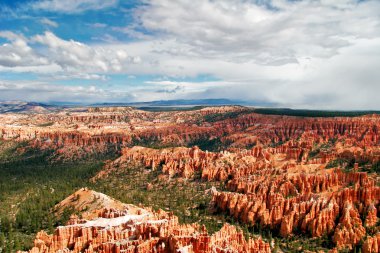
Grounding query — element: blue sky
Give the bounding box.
[0,0,379,109]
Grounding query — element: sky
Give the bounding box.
[0,0,379,109]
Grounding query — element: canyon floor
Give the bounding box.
[0,106,379,253]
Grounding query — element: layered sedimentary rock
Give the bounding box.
[210,170,379,237]
[53,188,131,220]
[2,106,380,161]
[363,233,380,253]
[25,190,270,253]
[95,143,380,251]
[333,203,366,249]
[3,106,380,251]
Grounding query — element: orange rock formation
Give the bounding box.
[1,107,380,160]
[94,143,380,251]
[2,106,380,251]
[24,189,271,253]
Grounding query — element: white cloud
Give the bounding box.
[31,0,118,13]
[157,38,380,110]
[135,0,380,64]
[90,23,108,28]
[0,31,49,67]
[1,0,380,109]
[0,80,133,103]
[0,31,139,77]
[40,17,58,27]
[144,80,229,94]
[33,31,135,72]
[104,0,379,109]
[41,73,109,81]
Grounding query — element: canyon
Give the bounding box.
[24,188,271,253]
[1,106,379,252]
[93,145,380,252]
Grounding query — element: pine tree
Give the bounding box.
[0,232,5,249]
[14,237,21,251]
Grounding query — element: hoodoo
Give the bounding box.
[23,190,271,253]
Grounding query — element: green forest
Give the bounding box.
[0,140,229,252]
[0,141,106,251]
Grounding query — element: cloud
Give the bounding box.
[1,0,380,109]
[41,73,109,81]
[0,31,139,77]
[0,31,49,67]
[166,38,380,110]
[110,34,380,109]
[33,31,136,72]
[155,85,182,94]
[0,79,133,103]
[135,0,380,64]
[112,25,152,40]
[102,0,379,109]
[145,80,227,92]
[91,34,118,43]
[31,0,118,13]
[90,23,108,28]
[40,17,58,27]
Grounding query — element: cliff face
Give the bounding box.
[2,107,380,160]
[94,142,380,250]
[24,189,271,253]
[363,233,380,253]
[3,107,380,251]
[211,171,379,236]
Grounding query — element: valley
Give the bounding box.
[0,106,379,252]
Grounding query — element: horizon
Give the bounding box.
[3,99,380,113]
[0,0,380,109]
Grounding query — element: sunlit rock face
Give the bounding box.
[363,233,380,253]
[96,144,379,251]
[3,106,380,251]
[2,106,380,161]
[23,189,271,253]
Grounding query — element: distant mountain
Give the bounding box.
[0,101,59,113]
[0,99,271,113]
[93,98,249,107]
